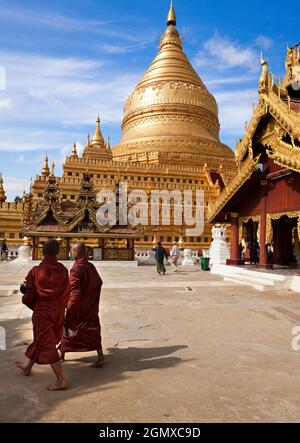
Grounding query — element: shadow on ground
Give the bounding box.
[0,318,189,422]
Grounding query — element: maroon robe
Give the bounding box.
[22,257,70,365]
[60,257,102,353]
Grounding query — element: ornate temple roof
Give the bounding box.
[112,2,234,166]
[208,45,300,222]
[24,172,141,238]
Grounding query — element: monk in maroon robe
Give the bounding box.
[15,239,70,390]
[60,243,105,367]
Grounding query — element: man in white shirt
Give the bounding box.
[169,242,180,272]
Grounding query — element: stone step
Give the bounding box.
[224,273,278,291]
[232,268,286,282]
[224,277,268,291]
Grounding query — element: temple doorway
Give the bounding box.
[272,216,298,267]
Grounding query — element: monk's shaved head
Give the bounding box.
[43,239,59,257]
[72,242,86,258]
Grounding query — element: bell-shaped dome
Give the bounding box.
[113,3,234,168]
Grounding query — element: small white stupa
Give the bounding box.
[209,225,230,265]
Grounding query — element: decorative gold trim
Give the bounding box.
[239,216,261,244]
[266,211,300,244]
[208,152,261,222]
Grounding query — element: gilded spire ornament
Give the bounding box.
[91,114,105,147]
[167,1,176,26]
[42,155,50,177]
[0,173,7,202]
[106,136,111,151]
[72,141,78,158]
[51,161,55,177]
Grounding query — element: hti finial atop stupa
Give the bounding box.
[167,1,176,25]
[42,155,50,177]
[91,114,105,147]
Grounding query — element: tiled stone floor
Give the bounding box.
[1,261,300,423]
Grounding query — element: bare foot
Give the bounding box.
[60,352,65,362]
[47,380,67,391]
[92,358,106,368]
[15,361,32,376]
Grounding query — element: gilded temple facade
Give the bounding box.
[208,46,300,267]
[0,4,237,255]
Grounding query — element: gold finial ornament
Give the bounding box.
[0,173,7,202]
[91,115,105,147]
[51,161,55,177]
[167,0,176,26]
[258,56,268,94]
[42,155,50,177]
[72,141,78,158]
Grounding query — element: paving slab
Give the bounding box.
[1,261,300,423]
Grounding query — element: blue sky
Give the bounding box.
[0,0,298,200]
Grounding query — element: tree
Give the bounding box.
[14,196,22,203]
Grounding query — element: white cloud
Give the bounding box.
[216,89,258,139]
[0,98,13,110]
[16,155,40,165]
[255,35,273,50]
[0,50,141,151]
[206,75,256,87]
[2,176,31,199]
[102,40,153,54]
[194,35,259,71]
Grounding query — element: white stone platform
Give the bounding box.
[211,263,300,293]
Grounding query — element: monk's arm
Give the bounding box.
[65,268,81,328]
[22,270,37,310]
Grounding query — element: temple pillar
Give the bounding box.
[32,237,37,261]
[227,213,244,265]
[259,181,268,267]
[127,238,135,261]
[273,219,281,265]
[66,239,70,260]
[244,221,253,262]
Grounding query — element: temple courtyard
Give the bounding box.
[1,261,300,423]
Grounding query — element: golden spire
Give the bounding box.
[106,136,111,151]
[0,173,7,203]
[160,1,182,50]
[91,114,105,147]
[167,1,176,26]
[71,141,78,158]
[86,134,91,147]
[258,54,268,94]
[42,155,50,177]
[51,161,55,177]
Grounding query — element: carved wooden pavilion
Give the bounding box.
[22,172,141,261]
[208,46,300,268]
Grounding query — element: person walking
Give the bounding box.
[60,243,105,368]
[1,239,8,261]
[154,242,168,275]
[15,239,70,391]
[169,241,180,272]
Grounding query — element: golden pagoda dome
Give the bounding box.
[113,2,234,169]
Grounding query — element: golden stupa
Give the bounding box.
[113,2,235,173]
